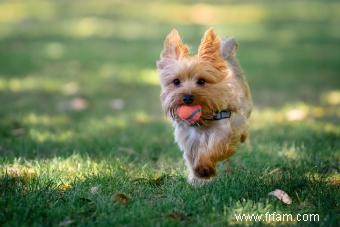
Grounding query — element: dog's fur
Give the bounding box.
[157,28,252,185]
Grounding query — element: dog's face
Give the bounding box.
[157,28,236,123]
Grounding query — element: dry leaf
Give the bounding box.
[269,189,292,204]
[112,193,130,204]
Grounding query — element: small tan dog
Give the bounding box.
[157,28,252,185]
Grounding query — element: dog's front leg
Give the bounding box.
[190,138,235,185]
[184,154,209,185]
[183,148,216,185]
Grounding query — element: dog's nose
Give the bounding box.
[182,94,194,104]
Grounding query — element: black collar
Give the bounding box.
[187,109,232,127]
[203,109,232,121]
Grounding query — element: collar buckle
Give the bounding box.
[203,109,232,121]
[213,110,231,120]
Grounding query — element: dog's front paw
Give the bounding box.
[194,164,216,179]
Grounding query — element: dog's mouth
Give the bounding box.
[176,104,202,125]
[173,103,233,126]
[167,96,228,125]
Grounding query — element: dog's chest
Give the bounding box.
[173,120,231,154]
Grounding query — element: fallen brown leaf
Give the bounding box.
[112,193,130,204]
[269,189,292,205]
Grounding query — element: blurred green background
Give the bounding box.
[0,0,339,159]
[0,0,339,226]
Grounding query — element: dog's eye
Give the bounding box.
[173,79,181,87]
[196,79,206,86]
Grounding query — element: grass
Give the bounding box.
[0,0,339,226]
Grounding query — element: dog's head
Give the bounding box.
[157,28,238,123]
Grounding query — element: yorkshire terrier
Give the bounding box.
[157,28,252,185]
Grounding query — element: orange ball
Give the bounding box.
[177,105,202,124]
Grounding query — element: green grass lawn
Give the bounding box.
[0,0,339,226]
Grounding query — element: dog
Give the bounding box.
[157,28,252,185]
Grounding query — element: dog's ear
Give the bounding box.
[157,29,189,70]
[198,28,226,70]
[221,37,239,59]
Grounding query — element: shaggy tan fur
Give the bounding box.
[157,28,252,185]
